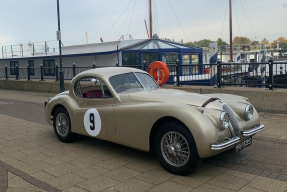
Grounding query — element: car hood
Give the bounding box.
[127,88,223,109]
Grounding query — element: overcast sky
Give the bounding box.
[0,0,286,47]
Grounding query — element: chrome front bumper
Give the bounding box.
[242,125,264,137]
[211,124,264,150]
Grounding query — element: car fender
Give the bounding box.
[45,95,78,132]
[148,103,221,158]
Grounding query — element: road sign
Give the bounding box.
[56,31,61,41]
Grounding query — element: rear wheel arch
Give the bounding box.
[149,116,196,152]
[51,104,66,118]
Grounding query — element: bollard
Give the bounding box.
[268,60,274,90]
[143,61,146,71]
[40,64,44,81]
[5,65,8,79]
[27,64,30,80]
[15,65,19,80]
[142,63,146,72]
[73,63,76,77]
[176,60,180,86]
[55,64,59,81]
[217,61,222,88]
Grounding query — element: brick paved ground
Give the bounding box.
[0,90,287,192]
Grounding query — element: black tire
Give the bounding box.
[154,121,202,175]
[53,107,77,143]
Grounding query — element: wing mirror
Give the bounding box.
[91,78,98,85]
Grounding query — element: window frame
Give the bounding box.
[109,72,144,94]
[10,61,19,75]
[74,76,114,99]
[28,60,35,76]
[43,59,55,76]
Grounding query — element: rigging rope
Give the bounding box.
[102,0,133,38]
[239,0,257,39]
[233,0,242,37]
[152,0,157,36]
[144,0,148,38]
[221,0,229,40]
[154,0,161,37]
[117,1,135,39]
[167,0,189,42]
[161,0,172,40]
[127,0,137,35]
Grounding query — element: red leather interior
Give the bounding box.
[85,90,103,98]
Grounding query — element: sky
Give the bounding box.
[0,0,286,48]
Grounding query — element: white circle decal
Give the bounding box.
[84,108,101,136]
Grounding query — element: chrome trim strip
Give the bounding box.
[211,137,240,150]
[242,125,264,137]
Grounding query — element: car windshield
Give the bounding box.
[109,72,158,94]
[109,73,143,93]
[134,72,159,90]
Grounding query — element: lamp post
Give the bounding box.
[57,0,65,92]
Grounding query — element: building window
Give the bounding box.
[43,59,55,76]
[191,55,199,74]
[182,55,191,75]
[28,60,35,75]
[162,52,178,75]
[10,61,19,75]
[123,53,139,66]
[141,53,158,66]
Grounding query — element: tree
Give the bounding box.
[270,37,287,50]
[233,36,251,45]
[260,38,270,49]
[184,39,212,47]
[217,38,228,46]
[196,39,212,47]
[184,41,196,47]
[163,38,172,41]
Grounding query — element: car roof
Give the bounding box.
[73,67,147,81]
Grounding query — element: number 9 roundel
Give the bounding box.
[84,108,101,136]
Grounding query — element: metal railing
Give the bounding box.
[0,60,286,89]
[2,41,59,58]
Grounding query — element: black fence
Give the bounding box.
[0,60,286,89]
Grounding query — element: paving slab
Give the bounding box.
[0,90,287,192]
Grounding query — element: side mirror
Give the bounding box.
[91,78,98,85]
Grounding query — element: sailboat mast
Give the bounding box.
[229,0,233,61]
[149,0,152,39]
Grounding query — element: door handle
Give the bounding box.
[79,101,83,104]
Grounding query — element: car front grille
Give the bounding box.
[222,104,240,136]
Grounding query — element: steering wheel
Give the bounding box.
[115,85,129,93]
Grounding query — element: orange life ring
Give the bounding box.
[147,61,169,86]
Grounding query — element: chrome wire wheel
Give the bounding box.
[55,113,70,137]
[160,131,190,167]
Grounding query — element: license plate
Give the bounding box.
[235,138,252,153]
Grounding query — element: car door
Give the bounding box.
[73,76,114,140]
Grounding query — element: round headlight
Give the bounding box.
[220,112,230,130]
[245,105,253,121]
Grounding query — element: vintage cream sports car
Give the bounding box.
[45,67,264,175]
